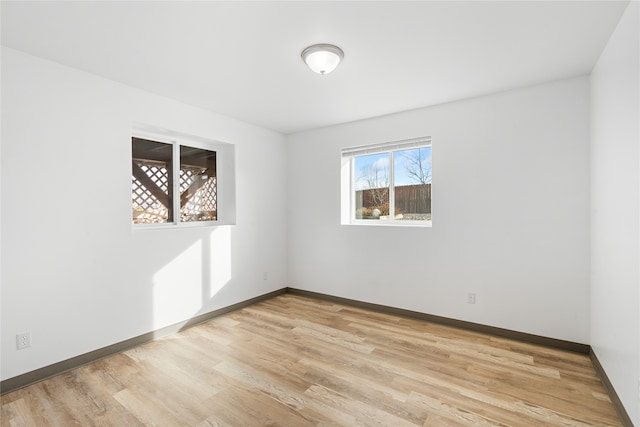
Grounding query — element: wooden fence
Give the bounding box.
[356,184,431,214]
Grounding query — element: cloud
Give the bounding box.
[372,156,390,170]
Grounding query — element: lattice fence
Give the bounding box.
[180,167,217,222]
[132,161,217,224]
[132,161,170,224]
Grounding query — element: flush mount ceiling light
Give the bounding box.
[301,44,344,75]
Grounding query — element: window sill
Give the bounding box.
[132,220,235,231]
[344,220,432,227]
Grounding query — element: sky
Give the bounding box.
[354,147,432,191]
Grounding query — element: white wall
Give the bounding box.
[0,47,288,381]
[590,2,640,424]
[287,76,591,344]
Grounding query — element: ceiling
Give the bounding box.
[1,1,629,134]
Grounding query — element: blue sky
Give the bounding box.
[354,147,432,190]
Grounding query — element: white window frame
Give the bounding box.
[132,123,236,229]
[341,136,432,227]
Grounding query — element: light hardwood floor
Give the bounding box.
[1,294,622,426]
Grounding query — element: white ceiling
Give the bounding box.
[1,1,629,134]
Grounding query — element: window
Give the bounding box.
[179,145,217,222]
[132,138,175,224]
[341,137,432,226]
[132,137,218,226]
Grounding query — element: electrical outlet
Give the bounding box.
[263,272,268,281]
[16,332,31,350]
[467,293,477,304]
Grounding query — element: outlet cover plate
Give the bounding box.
[16,332,31,350]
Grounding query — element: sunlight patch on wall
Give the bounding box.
[151,228,233,331]
[152,239,204,328]
[208,227,232,299]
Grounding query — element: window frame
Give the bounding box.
[341,137,432,227]
[131,127,233,229]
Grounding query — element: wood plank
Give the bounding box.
[0,294,623,426]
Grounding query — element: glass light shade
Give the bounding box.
[301,44,344,75]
